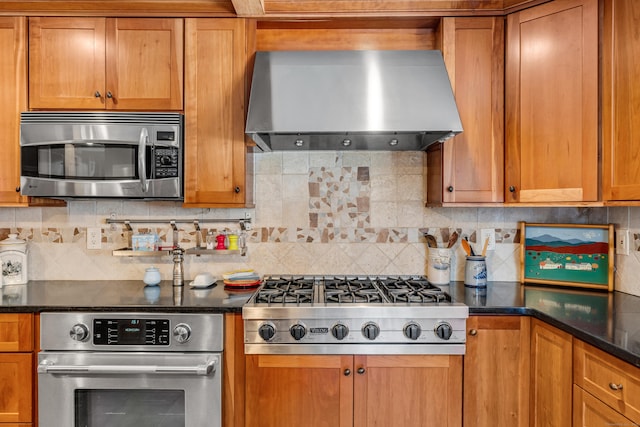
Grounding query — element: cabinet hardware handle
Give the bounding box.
[15,186,20,193]
[509,186,516,193]
[234,186,241,193]
[357,367,365,375]
[609,383,623,391]
[94,91,101,98]
[447,186,454,192]
[469,329,478,336]
[106,91,113,99]
[344,369,351,376]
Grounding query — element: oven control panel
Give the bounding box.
[93,319,171,346]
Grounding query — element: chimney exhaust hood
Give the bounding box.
[245,50,463,151]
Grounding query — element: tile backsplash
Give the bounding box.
[1,151,638,297]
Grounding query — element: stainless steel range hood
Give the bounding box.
[245,50,462,151]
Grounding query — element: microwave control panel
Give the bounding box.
[153,147,179,178]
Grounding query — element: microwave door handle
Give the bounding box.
[38,360,217,376]
[138,127,149,193]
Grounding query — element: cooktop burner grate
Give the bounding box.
[378,278,450,304]
[253,277,314,304]
[324,278,385,303]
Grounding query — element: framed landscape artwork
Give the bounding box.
[519,222,614,291]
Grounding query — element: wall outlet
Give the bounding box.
[616,229,630,256]
[480,229,496,252]
[87,227,102,250]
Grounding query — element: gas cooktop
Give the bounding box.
[243,276,468,355]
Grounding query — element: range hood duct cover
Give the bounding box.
[245,50,463,151]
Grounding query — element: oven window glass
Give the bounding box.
[23,143,138,179]
[75,389,185,427]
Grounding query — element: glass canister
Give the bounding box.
[464,256,487,288]
[0,234,28,286]
[427,247,452,285]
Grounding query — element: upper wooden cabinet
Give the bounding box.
[0,17,27,207]
[427,17,504,206]
[464,316,530,427]
[183,18,250,207]
[29,17,183,111]
[602,0,640,202]
[505,0,598,203]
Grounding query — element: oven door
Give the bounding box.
[38,351,221,427]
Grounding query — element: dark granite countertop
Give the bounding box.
[1,280,639,368]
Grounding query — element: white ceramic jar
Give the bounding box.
[0,234,28,286]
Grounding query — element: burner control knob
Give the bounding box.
[70,323,89,342]
[290,324,307,341]
[404,323,422,340]
[332,323,349,340]
[258,323,276,341]
[361,322,380,340]
[435,322,453,340]
[173,323,192,343]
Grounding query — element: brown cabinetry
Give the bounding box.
[427,17,504,206]
[530,318,573,427]
[183,18,251,207]
[463,316,530,427]
[602,0,640,202]
[245,354,462,427]
[573,339,640,425]
[505,0,598,203]
[29,17,183,110]
[0,17,27,207]
[0,314,33,424]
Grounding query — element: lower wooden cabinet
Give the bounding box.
[574,339,640,425]
[0,314,33,424]
[245,354,462,427]
[530,319,573,427]
[573,385,636,427]
[463,316,530,427]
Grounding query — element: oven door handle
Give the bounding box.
[138,127,149,193]
[38,359,217,376]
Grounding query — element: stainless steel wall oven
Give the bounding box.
[38,312,223,427]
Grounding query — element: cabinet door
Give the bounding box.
[505,0,598,203]
[602,0,640,201]
[573,385,635,427]
[0,353,32,423]
[354,355,462,427]
[245,354,354,427]
[530,319,572,427]
[106,18,183,110]
[430,17,504,205]
[183,19,248,207]
[0,314,33,352]
[464,316,530,427]
[29,17,106,109]
[0,17,27,206]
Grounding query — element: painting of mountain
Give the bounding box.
[520,223,614,291]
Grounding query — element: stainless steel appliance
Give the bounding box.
[20,112,183,200]
[243,276,468,355]
[246,50,463,151]
[38,312,223,427]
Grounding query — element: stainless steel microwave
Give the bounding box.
[20,112,183,200]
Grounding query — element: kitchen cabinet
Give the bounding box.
[0,314,33,424]
[529,318,573,427]
[245,354,463,427]
[573,339,640,425]
[463,316,530,427]
[0,17,27,207]
[29,17,183,110]
[602,0,640,202]
[505,0,598,203]
[183,18,251,207]
[427,17,504,206]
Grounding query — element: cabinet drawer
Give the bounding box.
[573,384,635,427]
[0,314,33,352]
[574,339,640,423]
